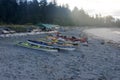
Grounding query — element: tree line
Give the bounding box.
[0,0,120,27]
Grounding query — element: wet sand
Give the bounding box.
[0,28,120,80]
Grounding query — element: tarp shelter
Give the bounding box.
[36,23,58,31]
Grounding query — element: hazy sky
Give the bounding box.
[48,0,120,18]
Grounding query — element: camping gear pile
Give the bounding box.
[17,32,88,52]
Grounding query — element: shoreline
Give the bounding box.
[84,28,120,48]
[0,30,58,38]
[0,27,120,80]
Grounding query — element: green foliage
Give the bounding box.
[9,26,27,32]
[0,0,120,27]
[7,25,36,32]
[115,19,120,27]
[0,0,18,23]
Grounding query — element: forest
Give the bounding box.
[0,0,120,27]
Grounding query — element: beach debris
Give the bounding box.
[82,42,88,46]
[101,41,105,45]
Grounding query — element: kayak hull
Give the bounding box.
[27,40,76,51]
[17,42,58,52]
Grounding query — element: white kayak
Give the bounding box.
[27,40,76,51]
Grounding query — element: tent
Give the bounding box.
[36,23,58,31]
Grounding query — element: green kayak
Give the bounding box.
[16,42,58,52]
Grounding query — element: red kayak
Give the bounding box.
[56,35,87,42]
[53,32,88,43]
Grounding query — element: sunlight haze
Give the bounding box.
[48,0,120,18]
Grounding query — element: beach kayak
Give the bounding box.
[27,40,76,51]
[16,42,58,52]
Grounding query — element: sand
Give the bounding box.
[0,27,120,80]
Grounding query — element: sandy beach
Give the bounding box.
[0,27,120,80]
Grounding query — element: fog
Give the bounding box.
[85,28,120,43]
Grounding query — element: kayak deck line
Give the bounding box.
[27,40,76,51]
[16,42,58,52]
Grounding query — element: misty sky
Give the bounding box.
[48,0,120,19]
